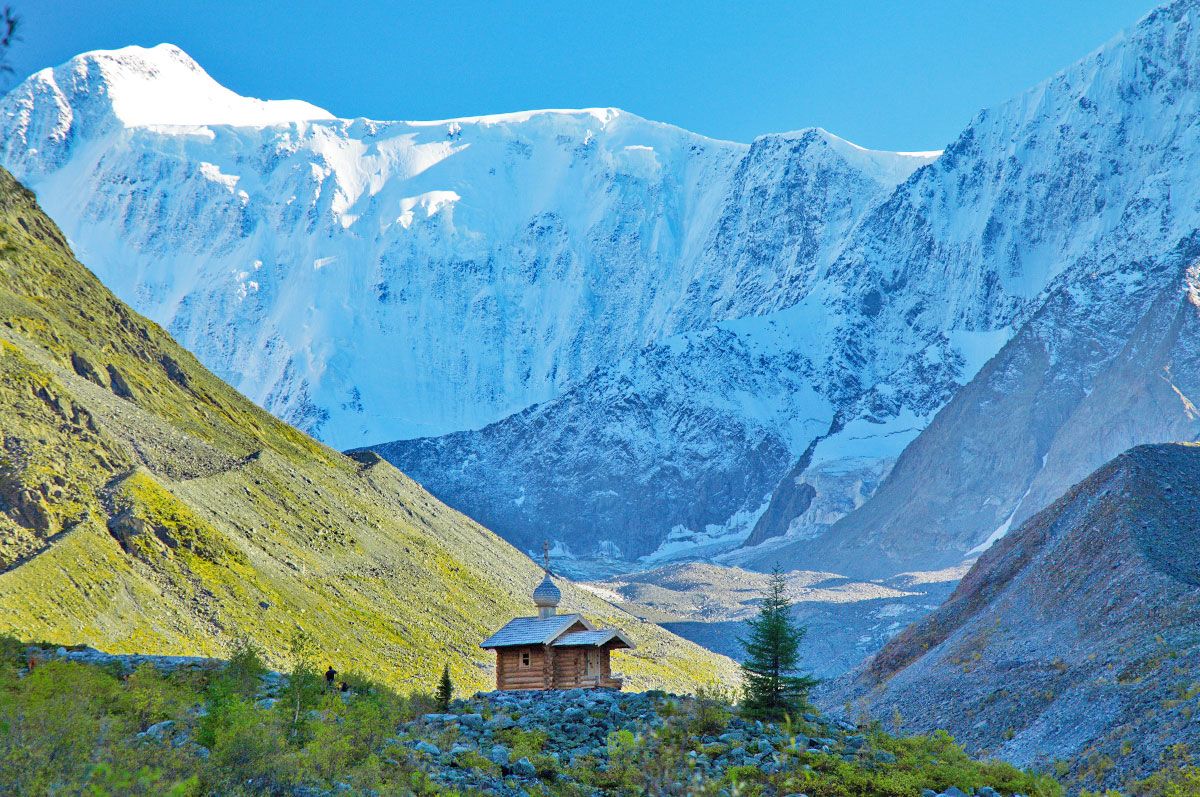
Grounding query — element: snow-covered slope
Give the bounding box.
[739,0,1200,575]
[1,44,730,441]
[9,1,1200,573]
[0,43,946,564]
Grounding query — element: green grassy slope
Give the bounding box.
[0,167,739,693]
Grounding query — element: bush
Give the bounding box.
[688,685,734,736]
[0,646,1064,796]
[225,636,267,698]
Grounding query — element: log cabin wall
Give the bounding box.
[493,641,623,690]
[496,646,550,691]
[554,647,585,687]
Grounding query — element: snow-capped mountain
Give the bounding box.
[0,43,944,564]
[367,127,954,564]
[0,44,728,442]
[387,0,1200,567]
[6,0,1200,573]
[738,0,1200,576]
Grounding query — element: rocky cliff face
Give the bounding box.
[825,443,1200,792]
[740,0,1200,573]
[756,237,1200,577]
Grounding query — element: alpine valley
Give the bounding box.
[7,0,1200,790]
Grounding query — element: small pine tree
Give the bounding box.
[436,664,453,711]
[738,567,819,720]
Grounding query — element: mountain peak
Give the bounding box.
[40,43,334,128]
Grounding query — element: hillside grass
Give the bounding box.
[0,166,739,695]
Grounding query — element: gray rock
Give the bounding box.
[414,740,441,756]
[512,757,536,778]
[137,720,174,741]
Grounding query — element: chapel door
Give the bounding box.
[586,649,600,677]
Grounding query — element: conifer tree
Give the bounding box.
[436,664,453,711]
[738,567,818,719]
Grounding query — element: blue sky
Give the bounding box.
[15,0,1156,151]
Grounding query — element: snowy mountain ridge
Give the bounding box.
[9,1,1199,572]
[376,0,1200,569]
[0,43,934,455]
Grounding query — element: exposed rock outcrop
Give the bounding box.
[825,443,1200,792]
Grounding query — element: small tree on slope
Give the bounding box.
[738,567,819,720]
[436,664,453,711]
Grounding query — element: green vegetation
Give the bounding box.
[0,166,739,695]
[738,567,819,719]
[0,637,432,795]
[0,639,1062,796]
[538,718,1060,796]
[436,663,453,711]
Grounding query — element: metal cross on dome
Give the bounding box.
[542,540,551,572]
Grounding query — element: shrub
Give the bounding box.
[225,636,267,698]
[688,686,734,736]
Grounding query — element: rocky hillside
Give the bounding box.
[0,642,1062,796]
[0,165,738,694]
[368,326,828,562]
[826,443,1200,792]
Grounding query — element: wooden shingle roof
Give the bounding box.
[480,613,593,649]
[551,629,634,649]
